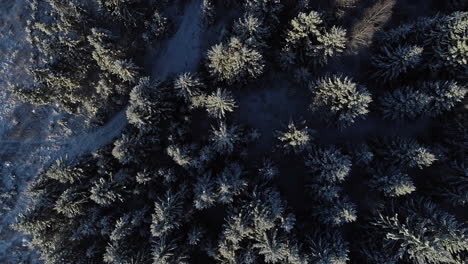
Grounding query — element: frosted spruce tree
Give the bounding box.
[88,28,140,83]
[310,75,372,129]
[305,145,352,184]
[173,72,204,102]
[280,11,347,69]
[126,77,174,131]
[372,199,468,264]
[380,81,466,120]
[200,88,237,119]
[210,122,243,155]
[276,120,315,154]
[371,45,423,81]
[207,37,265,84]
[368,167,416,197]
[372,137,436,169]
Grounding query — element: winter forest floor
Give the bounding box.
[0,0,466,263]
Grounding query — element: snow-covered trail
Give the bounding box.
[151,0,203,80]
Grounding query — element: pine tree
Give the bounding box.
[424,81,467,116]
[90,177,122,206]
[151,189,187,237]
[216,163,247,204]
[368,167,416,197]
[276,120,315,154]
[210,122,242,154]
[202,88,237,119]
[244,0,283,24]
[88,28,139,83]
[371,45,424,81]
[281,11,347,69]
[54,188,87,218]
[310,75,372,129]
[207,37,265,84]
[307,230,350,264]
[252,228,289,263]
[193,173,217,210]
[233,14,268,49]
[173,72,204,102]
[201,0,215,26]
[380,81,466,120]
[379,86,429,120]
[258,158,279,181]
[372,199,468,264]
[372,137,436,169]
[305,145,352,184]
[436,160,468,207]
[315,197,357,226]
[143,10,168,43]
[126,77,174,131]
[431,12,468,77]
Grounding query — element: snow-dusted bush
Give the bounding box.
[310,75,372,129]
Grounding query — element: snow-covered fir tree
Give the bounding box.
[310,75,372,129]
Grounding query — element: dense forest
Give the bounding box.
[1,0,467,263]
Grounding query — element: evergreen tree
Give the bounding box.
[233,14,268,49]
[173,72,204,102]
[126,77,174,131]
[315,197,357,226]
[88,28,139,83]
[258,158,279,181]
[201,88,237,119]
[371,45,424,81]
[281,11,347,69]
[307,230,350,264]
[216,163,247,204]
[276,120,315,154]
[252,228,289,263]
[372,137,436,169]
[210,122,242,155]
[305,145,352,184]
[207,37,265,84]
[244,0,283,24]
[431,12,468,77]
[379,86,429,120]
[193,173,217,209]
[310,75,372,129]
[368,167,416,197]
[372,199,468,264]
[380,81,466,120]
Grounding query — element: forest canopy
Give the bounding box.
[3,0,467,264]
